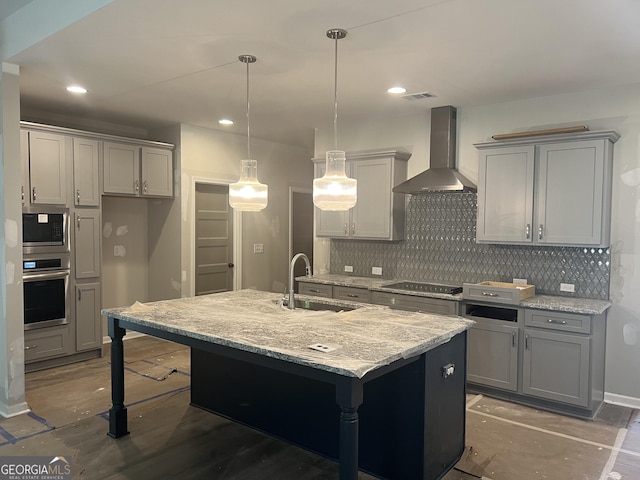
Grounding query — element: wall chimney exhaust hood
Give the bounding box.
[393,106,476,194]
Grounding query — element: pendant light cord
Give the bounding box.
[333,35,339,151]
[246,58,251,160]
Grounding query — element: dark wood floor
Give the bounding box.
[0,336,638,479]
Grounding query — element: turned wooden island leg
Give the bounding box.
[107,317,129,438]
[336,377,364,480]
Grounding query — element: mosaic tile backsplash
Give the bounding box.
[330,193,610,299]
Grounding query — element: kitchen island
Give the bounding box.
[103,289,474,480]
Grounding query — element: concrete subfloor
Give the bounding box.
[0,336,638,479]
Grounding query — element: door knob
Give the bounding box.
[228,263,235,268]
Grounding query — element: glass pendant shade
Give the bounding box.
[313,150,357,211]
[229,159,268,211]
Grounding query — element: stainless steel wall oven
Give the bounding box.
[23,253,70,330]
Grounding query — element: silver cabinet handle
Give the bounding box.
[347,294,359,298]
[76,189,81,204]
[351,223,355,235]
[512,331,516,347]
[134,179,140,193]
[21,186,25,203]
[344,224,347,234]
[32,187,37,201]
[25,345,38,350]
[526,224,530,239]
[77,213,81,230]
[525,334,529,349]
[309,288,320,293]
[78,289,82,301]
[481,292,499,297]
[547,319,567,325]
[538,224,544,240]
[143,180,148,194]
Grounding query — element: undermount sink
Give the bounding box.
[277,298,355,312]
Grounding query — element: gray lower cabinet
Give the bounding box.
[463,301,606,418]
[24,325,71,362]
[333,285,371,303]
[298,282,333,298]
[467,320,518,391]
[372,291,457,315]
[75,283,102,352]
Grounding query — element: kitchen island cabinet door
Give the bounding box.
[74,210,101,279]
[103,142,140,195]
[28,131,68,205]
[476,145,535,243]
[467,321,519,391]
[522,328,590,407]
[75,283,102,351]
[536,139,610,246]
[73,137,100,206]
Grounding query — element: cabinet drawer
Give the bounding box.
[372,291,457,315]
[525,310,591,334]
[298,282,333,298]
[333,286,371,303]
[24,326,70,362]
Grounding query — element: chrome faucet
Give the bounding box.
[288,253,311,309]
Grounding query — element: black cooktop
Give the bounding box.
[382,281,463,295]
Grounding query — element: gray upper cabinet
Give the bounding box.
[27,131,68,205]
[313,149,409,241]
[103,142,173,198]
[73,138,100,207]
[475,130,619,247]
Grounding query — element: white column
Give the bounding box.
[0,62,29,417]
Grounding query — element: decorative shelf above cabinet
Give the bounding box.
[313,149,409,241]
[474,130,619,247]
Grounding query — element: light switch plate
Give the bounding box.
[344,265,354,273]
[513,278,527,285]
[253,243,264,254]
[372,266,383,275]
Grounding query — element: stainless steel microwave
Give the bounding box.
[22,207,69,254]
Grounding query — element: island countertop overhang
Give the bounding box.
[102,289,474,379]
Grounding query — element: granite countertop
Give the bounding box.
[297,274,612,315]
[102,289,474,379]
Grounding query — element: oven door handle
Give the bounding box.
[23,270,69,281]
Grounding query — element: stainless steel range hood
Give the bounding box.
[393,106,476,194]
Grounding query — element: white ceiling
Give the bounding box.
[4,0,640,148]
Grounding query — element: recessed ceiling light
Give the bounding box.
[66,85,87,94]
[387,86,407,94]
[218,119,234,125]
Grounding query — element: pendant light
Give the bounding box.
[229,55,268,212]
[313,28,357,211]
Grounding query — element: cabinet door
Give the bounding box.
[75,283,102,351]
[28,131,67,205]
[467,322,518,391]
[522,328,590,407]
[141,147,173,197]
[537,140,606,245]
[24,325,70,362]
[20,130,29,205]
[74,210,101,278]
[73,138,100,206]
[351,158,392,239]
[314,161,349,237]
[103,142,140,195]
[476,146,535,243]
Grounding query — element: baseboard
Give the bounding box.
[102,331,147,344]
[604,392,640,410]
[0,400,30,418]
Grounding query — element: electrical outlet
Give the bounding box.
[513,278,527,285]
[560,283,575,293]
[253,243,264,254]
[372,266,383,275]
[344,265,353,273]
